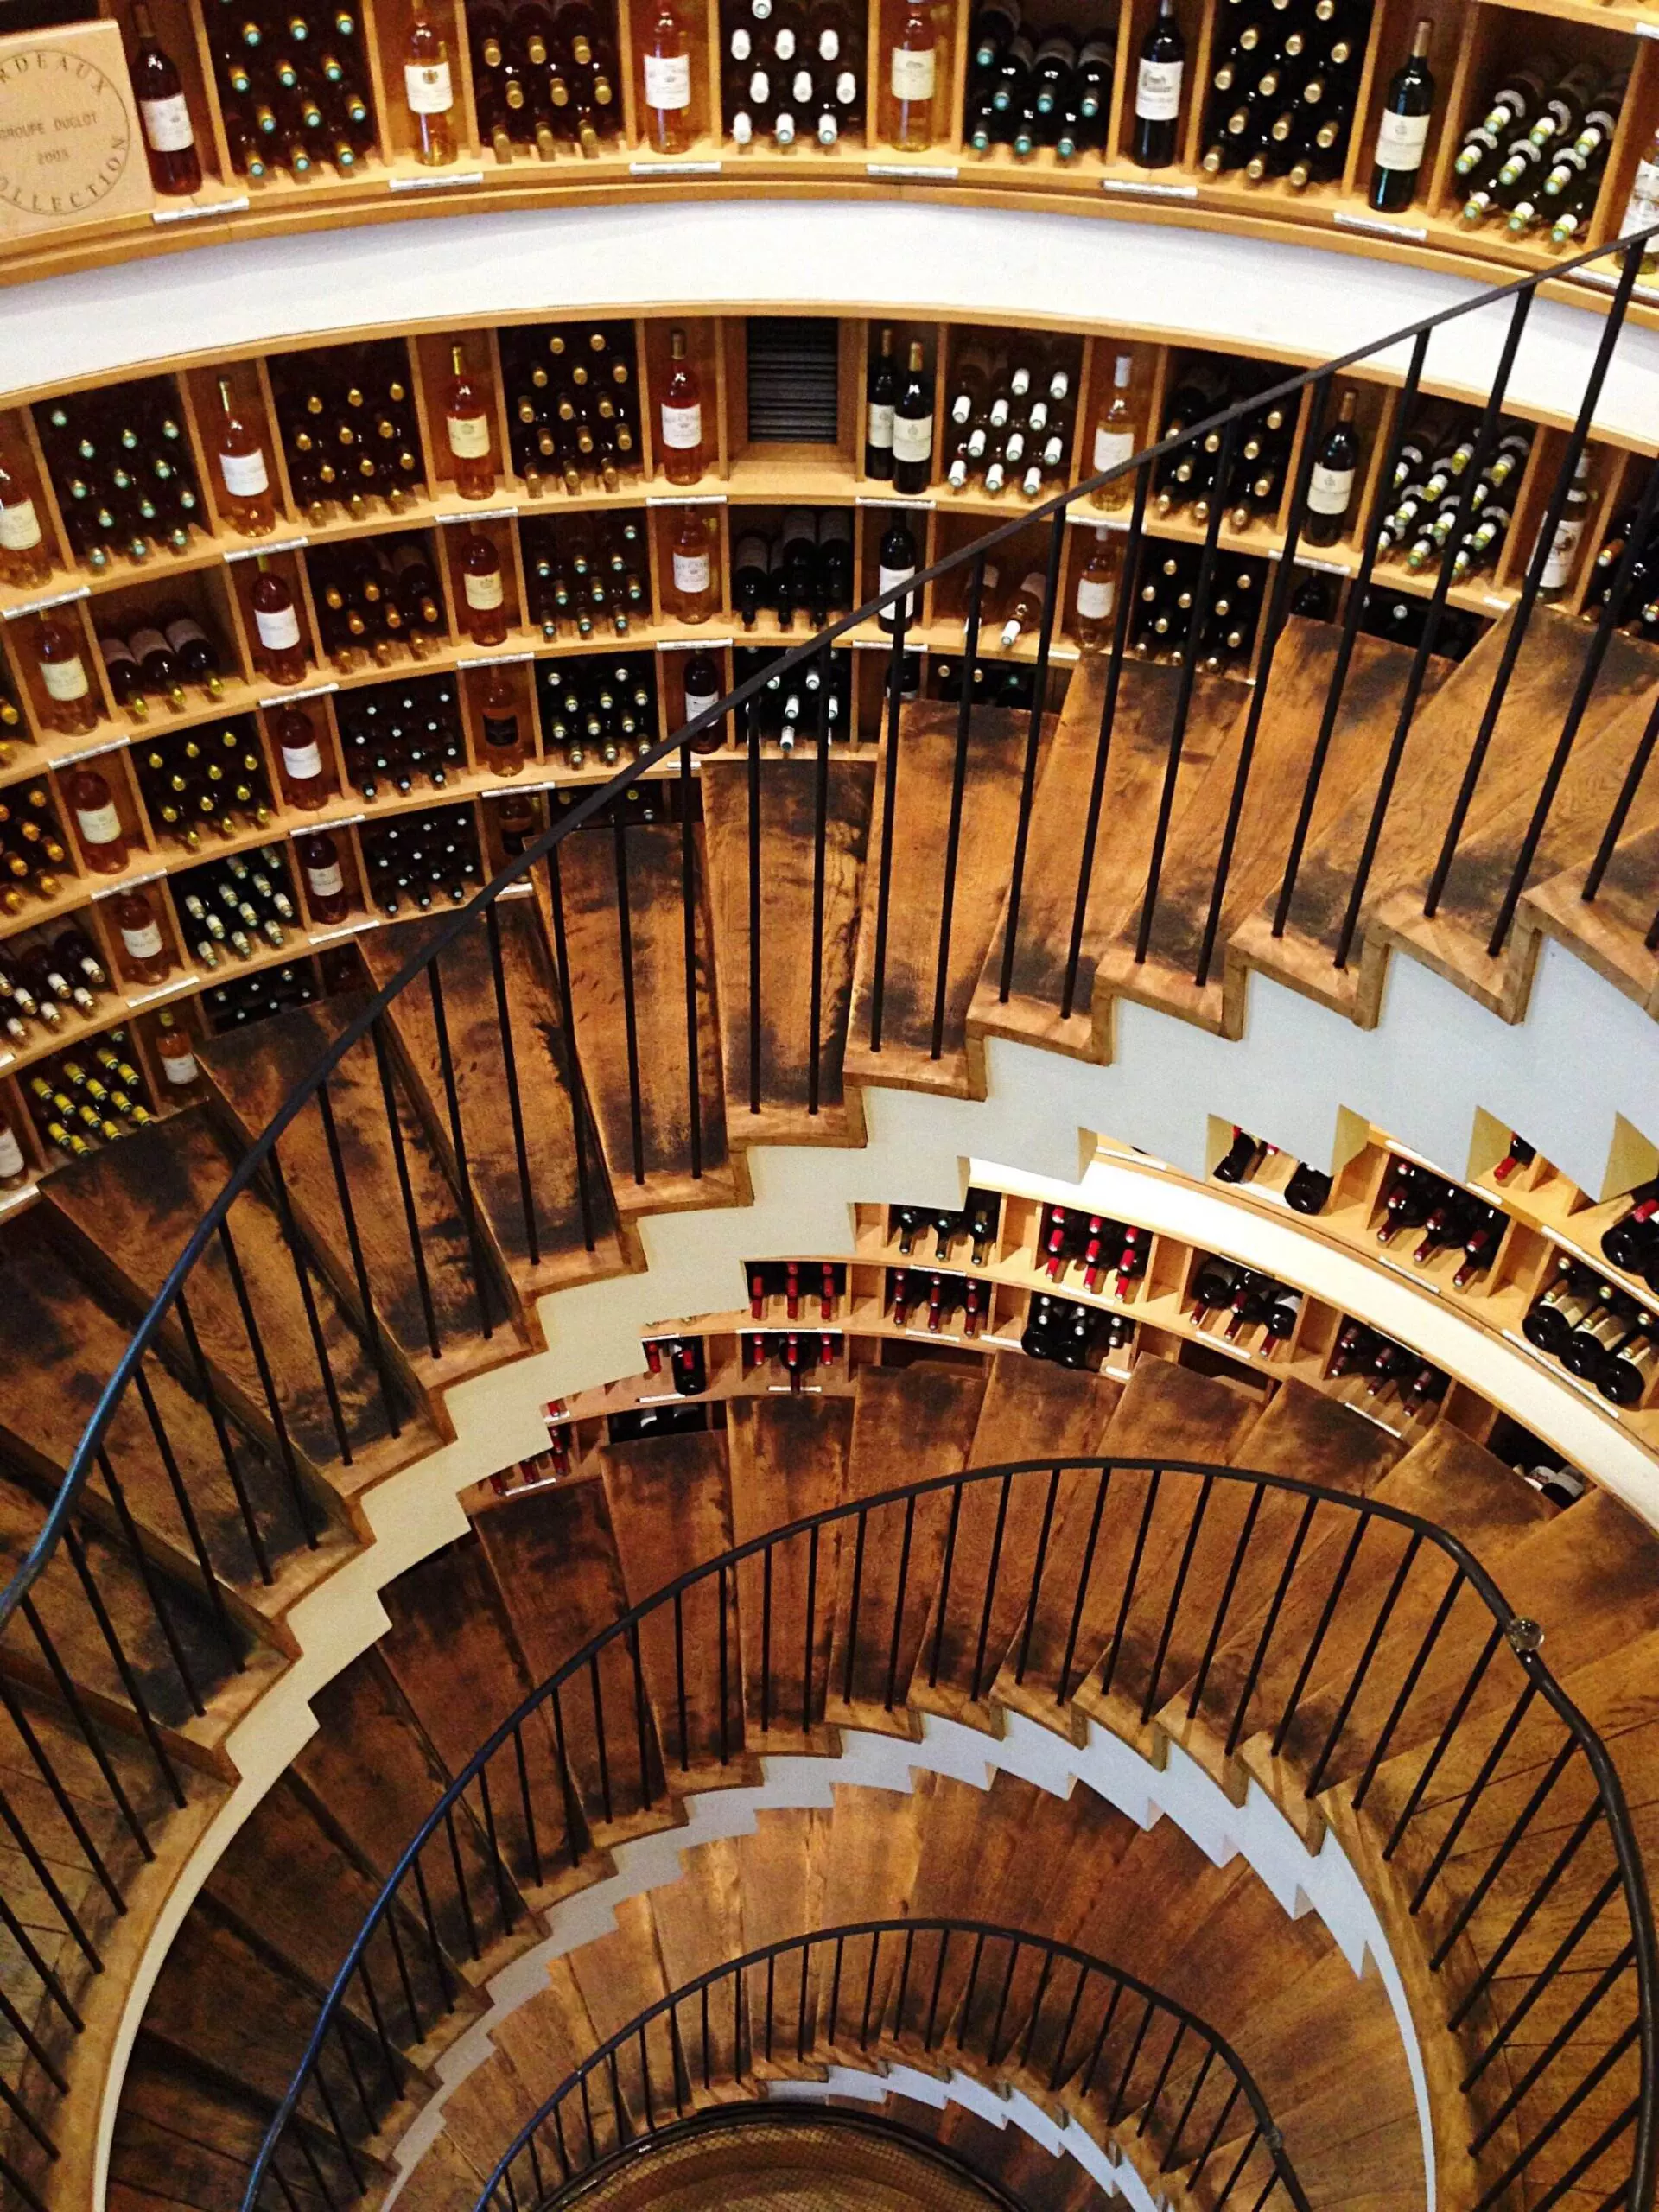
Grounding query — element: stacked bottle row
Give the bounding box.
[499,321,642,498]
[1129,547,1268,673]
[720,0,867,149]
[1451,57,1625,248]
[963,3,1116,162]
[1375,406,1536,586]
[205,0,379,182]
[468,0,623,161]
[1198,0,1367,190]
[1153,364,1298,535]
[524,512,652,637]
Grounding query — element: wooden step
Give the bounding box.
[377,1535,579,1896]
[700,755,875,1147]
[1521,755,1659,1020]
[40,1109,431,1502]
[111,2041,353,2212]
[826,1363,987,1726]
[197,999,519,1389]
[474,1477,668,1847]
[541,811,740,1221]
[1087,620,1430,1041]
[964,659,1245,1066]
[844,702,1059,1099]
[912,1355,1122,1723]
[0,1215,324,1607]
[727,1395,854,1747]
[1234,605,1659,1028]
[600,1431,744,1783]
[562,1890,672,2144]
[358,903,624,1292]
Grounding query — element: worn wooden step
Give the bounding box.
[111,2041,354,2212]
[843,701,1060,1100]
[358,903,624,1293]
[1088,620,1431,1042]
[728,1395,854,1747]
[474,1477,668,1847]
[40,1109,431,1503]
[912,1354,1122,1724]
[0,1216,327,1611]
[1234,605,1659,1028]
[439,1955,597,2183]
[542,811,739,1223]
[964,659,1245,1066]
[1369,623,1659,1022]
[600,1431,743,1783]
[375,1535,579,1897]
[825,1362,987,1726]
[700,755,875,1148]
[198,999,519,1391]
[1521,755,1659,1020]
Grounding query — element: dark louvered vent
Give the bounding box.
[747,317,840,444]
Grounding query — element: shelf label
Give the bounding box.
[629,158,722,176]
[226,536,308,563]
[152,194,248,223]
[855,493,935,511]
[56,734,129,765]
[460,647,537,668]
[309,917,381,943]
[291,812,365,837]
[259,680,339,709]
[867,161,958,182]
[436,505,519,524]
[93,866,165,899]
[1333,210,1427,243]
[1102,177,1198,201]
[646,492,728,507]
[3,582,91,620]
[1066,509,1131,531]
[1294,554,1350,576]
[390,169,486,190]
[127,973,202,1005]
[658,634,734,652]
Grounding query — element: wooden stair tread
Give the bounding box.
[1521,772,1659,1019]
[544,817,738,1217]
[601,1432,742,1778]
[1090,620,1430,1039]
[845,702,1059,1096]
[700,755,874,1145]
[965,660,1244,1062]
[728,1396,854,1743]
[41,1107,428,1489]
[0,1217,316,1600]
[113,2042,353,2212]
[475,1477,667,1839]
[358,905,622,1288]
[197,999,512,1380]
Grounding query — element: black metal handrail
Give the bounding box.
[238,1455,1656,2212]
[5,218,1659,2209]
[469,1917,1312,2212]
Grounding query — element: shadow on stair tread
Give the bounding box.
[1522,776,1659,1020]
[357,905,626,1291]
[964,658,1245,1065]
[543,815,740,1220]
[112,2039,355,2212]
[197,998,524,1389]
[701,755,875,1147]
[845,701,1060,1099]
[1236,605,1659,1028]
[728,1395,854,1746]
[38,1107,432,1496]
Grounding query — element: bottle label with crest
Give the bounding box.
[405,60,454,111]
[76,799,121,842]
[1307,462,1355,516]
[306,857,346,898]
[1541,515,1586,590]
[1624,158,1659,232]
[877,561,917,622]
[659,400,702,449]
[43,654,90,702]
[141,92,196,151]
[1135,56,1182,118]
[256,602,302,650]
[1374,107,1429,169]
[890,43,936,99]
[892,410,933,464]
[464,567,505,609]
[220,446,270,497]
[1093,424,1134,474]
[1077,575,1115,619]
[0,495,41,551]
[448,411,492,459]
[673,547,711,593]
[121,918,164,959]
[867,400,894,453]
[282,738,325,779]
[645,51,692,107]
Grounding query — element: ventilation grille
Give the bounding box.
[747,318,840,444]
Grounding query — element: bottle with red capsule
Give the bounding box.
[745,1332,766,1372]
[1454,1225,1498,1287]
[785,1260,801,1319]
[671,1338,707,1396]
[548,1427,571,1477]
[1413,1204,1454,1263]
[926,1273,945,1332]
[819,1332,837,1370]
[750,1267,767,1319]
[1115,1226,1147,1299]
[644,1339,664,1375]
[1492,1134,1535,1185]
[1040,1204,1071,1281]
[782,1332,805,1392]
[820,1262,837,1320]
[890,1268,912,1326]
[1330,1322,1370,1376]
[1367,1341,1413,1398]
[1377,1161,1433,1244]
[963,1279,982,1338]
[1404,1363,1444,1414]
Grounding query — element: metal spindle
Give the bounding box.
[807,641,831,1116]
[998,506,1067,1001]
[369,1016,442,1357]
[426,957,496,1336]
[314,1077,404,1435]
[867,597,910,1052]
[932,555,983,1058]
[541,840,600,1250]
[746,693,762,1114]
[265,1150,353,1464]
[485,901,541,1268]
[677,745,704,1178]
[609,809,646,1184]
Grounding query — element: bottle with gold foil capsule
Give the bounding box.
[153,1008,205,1103]
[458,530,509,645]
[641,0,693,152]
[110,887,170,986]
[250,557,308,684]
[404,0,458,163]
[444,343,497,500]
[214,377,277,536]
[35,616,99,737]
[0,443,52,588]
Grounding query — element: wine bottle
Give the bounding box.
[130,1,203,196]
[1090,352,1136,511]
[1536,450,1594,603]
[658,328,704,485]
[877,518,918,631]
[276,702,331,804]
[889,0,938,149]
[37,617,99,737]
[642,0,694,151]
[458,530,509,645]
[1369,18,1433,213]
[444,343,497,500]
[0,444,50,588]
[1000,568,1046,648]
[1132,0,1185,169]
[404,0,457,163]
[111,886,170,982]
[892,339,934,496]
[1302,387,1360,549]
[866,326,898,479]
[251,557,308,683]
[670,507,714,623]
[1074,528,1117,652]
[214,376,277,535]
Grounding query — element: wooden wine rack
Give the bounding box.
[3,0,1659,305]
[0,299,1649,1175]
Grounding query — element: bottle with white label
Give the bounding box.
[1537,450,1595,603]
[213,376,276,537]
[1302,388,1361,550]
[658,327,706,486]
[1622,127,1659,273]
[298,830,351,924]
[683,645,726,749]
[893,339,935,497]
[671,508,715,624]
[445,342,497,501]
[1369,19,1434,214]
[458,531,510,646]
[130,1,201,196]
[111,887,170,985]
[889,0,938,149]
[866,326,898,480]
[1075,530,1119,652]
[1090,353,1137,513]
[276,702,331,807]
[404,0,457,164]
[37,618,99,738]
[1001,568,1047,649]
[250,558,308,685]
[0,1115,29,1192]
[1132,0,1185,169]
[154,1009,205,1101]
[0,444,51,588]
[877,518,918,631]
[643,0,695,152]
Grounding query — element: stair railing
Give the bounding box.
[469,1916,1312,2212]
[4,222,1659,2211]
[242,1456,1656,2212]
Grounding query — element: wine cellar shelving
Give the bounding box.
[499,1120,1659,1516]
[9,0,1659,306]
[0,299,1650,1178]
